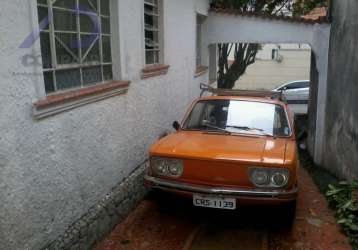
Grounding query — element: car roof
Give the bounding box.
[285,80,309,83]
[273,80,310,91]
[277,80,310,87]
[197,95,287,106]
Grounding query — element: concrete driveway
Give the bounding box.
[96,168,350,250]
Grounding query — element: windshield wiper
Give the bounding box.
[226,126,273,137]
[203,122,231,134]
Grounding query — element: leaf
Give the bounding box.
[348,223,358,231]
[326,188,345,196]
[339,181,350,186]
[342,200,354,209]
[309,208,317,216]
[338,219,347,224]
[307,218,323,227]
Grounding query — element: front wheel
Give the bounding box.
[280,200,297,229]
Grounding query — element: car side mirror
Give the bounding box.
[172,121,181,131]
[279,86,287,94]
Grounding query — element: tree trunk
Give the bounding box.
[217,43,259,89]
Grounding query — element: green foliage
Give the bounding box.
[211,0,328,15]
[326,181,358,248]
[292,0,327,16]
[210,0,293,14]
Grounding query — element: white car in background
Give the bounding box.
[273,80,310,115]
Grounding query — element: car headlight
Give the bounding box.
[251,169,270,186]
[151,157,183,177]
[249,167,289,188]
[271,172,288,187]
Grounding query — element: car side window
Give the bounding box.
[285,81,309,90]
[301,81,310,88]
[273,106,290,136]
[185,103,219,129]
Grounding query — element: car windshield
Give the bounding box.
[183,100,291,137]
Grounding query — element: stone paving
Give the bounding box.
[95,168,351,250]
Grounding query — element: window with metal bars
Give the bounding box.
[144,0,162,65]
[37,0,113,94]
[196,14,206,67]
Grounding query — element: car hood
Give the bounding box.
[150,131,289,165]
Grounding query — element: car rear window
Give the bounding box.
[286,81,309,89]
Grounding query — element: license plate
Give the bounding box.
[193,194,236,210]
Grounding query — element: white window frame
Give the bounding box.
[143,0,163,65]
[37,0,114,94]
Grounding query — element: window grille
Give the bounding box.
[37,0,113,94]
[144,0,162,65]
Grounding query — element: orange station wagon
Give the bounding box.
[145,85,299,219]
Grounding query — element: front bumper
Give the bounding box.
[144,175,298,201]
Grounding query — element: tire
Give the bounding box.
[280,200,297,229]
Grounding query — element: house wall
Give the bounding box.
[234,44,311,90]
[321,0,358,180]
[203,14,317,45]
[0,0,209,249]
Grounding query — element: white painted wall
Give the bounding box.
[310,24,331,164]
[203,13,317,46]
[0,0,209,249]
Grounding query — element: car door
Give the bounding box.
[281,81,310,115]
[282,81,309,102]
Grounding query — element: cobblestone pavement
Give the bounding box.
[96,168,351,250]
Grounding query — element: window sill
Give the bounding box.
[33,81,130,119]
[195,65,208,77]
[141,64,170,79]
